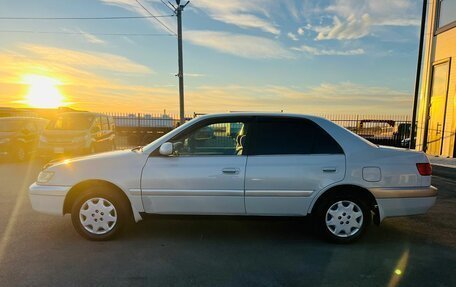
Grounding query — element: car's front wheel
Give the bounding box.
[71,187,129,240]
[316,195,371,243]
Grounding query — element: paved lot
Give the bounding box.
[0,159,455,287]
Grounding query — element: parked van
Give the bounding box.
[0,117,49,161]
[39,112,115,157]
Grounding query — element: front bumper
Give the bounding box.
[370,186,438,221]
[38,142,88,157]
[29,183,71,215]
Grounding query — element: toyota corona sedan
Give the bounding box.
[29,113,437,243]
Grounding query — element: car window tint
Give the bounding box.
[171,121,246,156]
[250,118,342,155]
[312,124,343,154]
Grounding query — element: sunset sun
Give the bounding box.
[22,74,65,108]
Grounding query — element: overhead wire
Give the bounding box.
[0,30,175,37]
[0,15,174,20]
[135,0,177,36]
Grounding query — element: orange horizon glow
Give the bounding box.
[22,74,66,109]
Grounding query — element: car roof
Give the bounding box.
[195,112,326,121]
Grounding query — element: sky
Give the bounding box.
[0,0,423,115]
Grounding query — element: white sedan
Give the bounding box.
[29,113,437,243]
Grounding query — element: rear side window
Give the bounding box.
[249,118,343,155]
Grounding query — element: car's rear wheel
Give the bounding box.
[316,195,371,243]
[71,186,129,240]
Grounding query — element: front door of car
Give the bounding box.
[141,118,250,214]
[244,117,346,215]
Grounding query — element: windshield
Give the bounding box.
[0,119,24,132]
[47,114,94,131]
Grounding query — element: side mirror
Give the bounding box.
[159,142,173,156]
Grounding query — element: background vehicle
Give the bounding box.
[0,117,48,161]
[348,120,412,146]
[38,112,115,158]
[29,113,436,243]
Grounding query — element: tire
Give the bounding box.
[71,186,130,241]
[315,194,371,243]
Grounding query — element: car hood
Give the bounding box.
[43,149,148,187]
[48,149,137,168]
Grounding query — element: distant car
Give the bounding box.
[29,113,437,243]
[38,112,116,157]
[0,117,48,161]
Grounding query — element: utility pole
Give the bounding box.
[175,0,189,125]
[409,0,427,149]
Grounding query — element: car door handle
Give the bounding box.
[222,168,239,174]
[322,167,337,173]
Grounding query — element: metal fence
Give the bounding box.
[107,113,412,149]
[322,114,412,147]
[0,108,412,149]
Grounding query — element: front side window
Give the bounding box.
[170,121,246,156]
[47,114,94,130]
[250,118,343,155]
[438,0,456,29]
[0,120,24,132]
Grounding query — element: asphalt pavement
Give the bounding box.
[0,159,455,287]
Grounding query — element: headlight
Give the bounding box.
[39,135,47,143]
[0,138,10,144]
[37,171,54,184]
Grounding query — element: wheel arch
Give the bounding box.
[309,184,378,220]
[63,179,141,222]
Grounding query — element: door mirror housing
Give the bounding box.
[159,142,174,156]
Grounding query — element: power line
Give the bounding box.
[135,0,177,36]
[0,15,174,20]
[0,30,174,37]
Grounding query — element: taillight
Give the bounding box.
[416,163,432,176]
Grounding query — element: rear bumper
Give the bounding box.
[28,183,71,216]
[370,186,438,221]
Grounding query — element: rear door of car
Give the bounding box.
[244,116,346,215]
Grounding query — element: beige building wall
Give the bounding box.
[417,0,456,158]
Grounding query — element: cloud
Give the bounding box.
[191,0,280,35]
[184,82,411,114]
[291,44,365,56]
[21,44,152,74]
[315,14,371,40]
[185,30,294,59]
[0,42,409,115]
[101,0,177,34]
[297,27,305,35]
[313,0,420,40]
[79,30,106,44]
[287,32,299,41]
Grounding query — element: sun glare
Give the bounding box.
[22,75,65,108]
